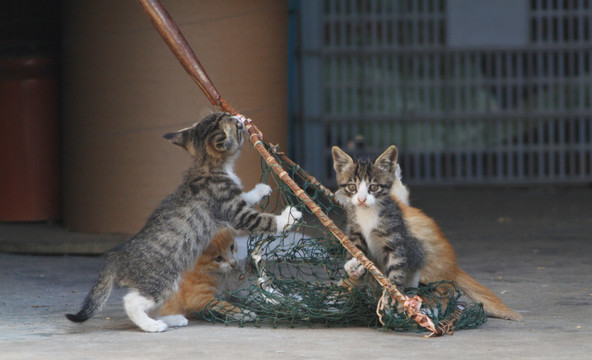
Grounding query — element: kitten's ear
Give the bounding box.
[199,108,215,119]
[332,146,354,174]
[374,145,399,174]
[163,127,191,148]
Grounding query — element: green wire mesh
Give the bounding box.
[197,146,487,332]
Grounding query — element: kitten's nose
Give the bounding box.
[230,259,238,268]
[357,196,366,205]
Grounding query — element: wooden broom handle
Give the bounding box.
[136,0,222,108]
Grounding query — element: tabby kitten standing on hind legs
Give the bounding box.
[66,112,301,332]
[332,145,522,321]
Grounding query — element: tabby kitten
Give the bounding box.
[160,228,247,318]
[66,112,301,332]
[332,145,424,289]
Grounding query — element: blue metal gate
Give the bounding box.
[293,0,592,185]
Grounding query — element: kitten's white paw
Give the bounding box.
[242,184,272,206]
[344,258,366,280]
[159,315,188,327]
[139,319,168,333]
[253,183,272,198]
[276,206,302,231]
[124,291,168,333]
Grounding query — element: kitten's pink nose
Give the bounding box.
[357,196,366,205]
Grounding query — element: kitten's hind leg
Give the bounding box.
[159,314,189,328]
[124,291,168,333]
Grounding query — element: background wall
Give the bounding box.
[61,0,288,233]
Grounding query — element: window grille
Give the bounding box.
[295,0,592,185]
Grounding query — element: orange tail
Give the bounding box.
[455,269,523,321]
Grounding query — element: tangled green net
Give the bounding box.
[198,146,487,333]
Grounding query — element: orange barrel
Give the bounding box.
[0,57,60,221]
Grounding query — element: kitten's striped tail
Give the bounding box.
[66,268,115,323]
[455,269,523,321]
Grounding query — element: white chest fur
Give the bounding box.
[354,206,382,260]
[225,165,242,187]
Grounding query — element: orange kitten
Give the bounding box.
[160,229,245,317]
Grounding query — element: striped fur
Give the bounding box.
[66,112,300,332]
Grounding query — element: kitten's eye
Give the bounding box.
[230,244,235,251]
[368,184,380,193]
[215,256,224,262]
[346,184,357,193]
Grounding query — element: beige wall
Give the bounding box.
[62,0,288,234]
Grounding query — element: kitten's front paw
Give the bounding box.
[242,184,272,206]
[276,206,302,231]
[344,258,366,280]
[253,183,272,198]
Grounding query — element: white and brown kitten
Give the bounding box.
[66,112,301,332]
[337,145,522,321]
[332,145,424,290]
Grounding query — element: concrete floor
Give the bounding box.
[1,187,591,359]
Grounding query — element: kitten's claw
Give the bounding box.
[344,258,366,280]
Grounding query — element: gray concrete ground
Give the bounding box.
[1,187,591,359]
